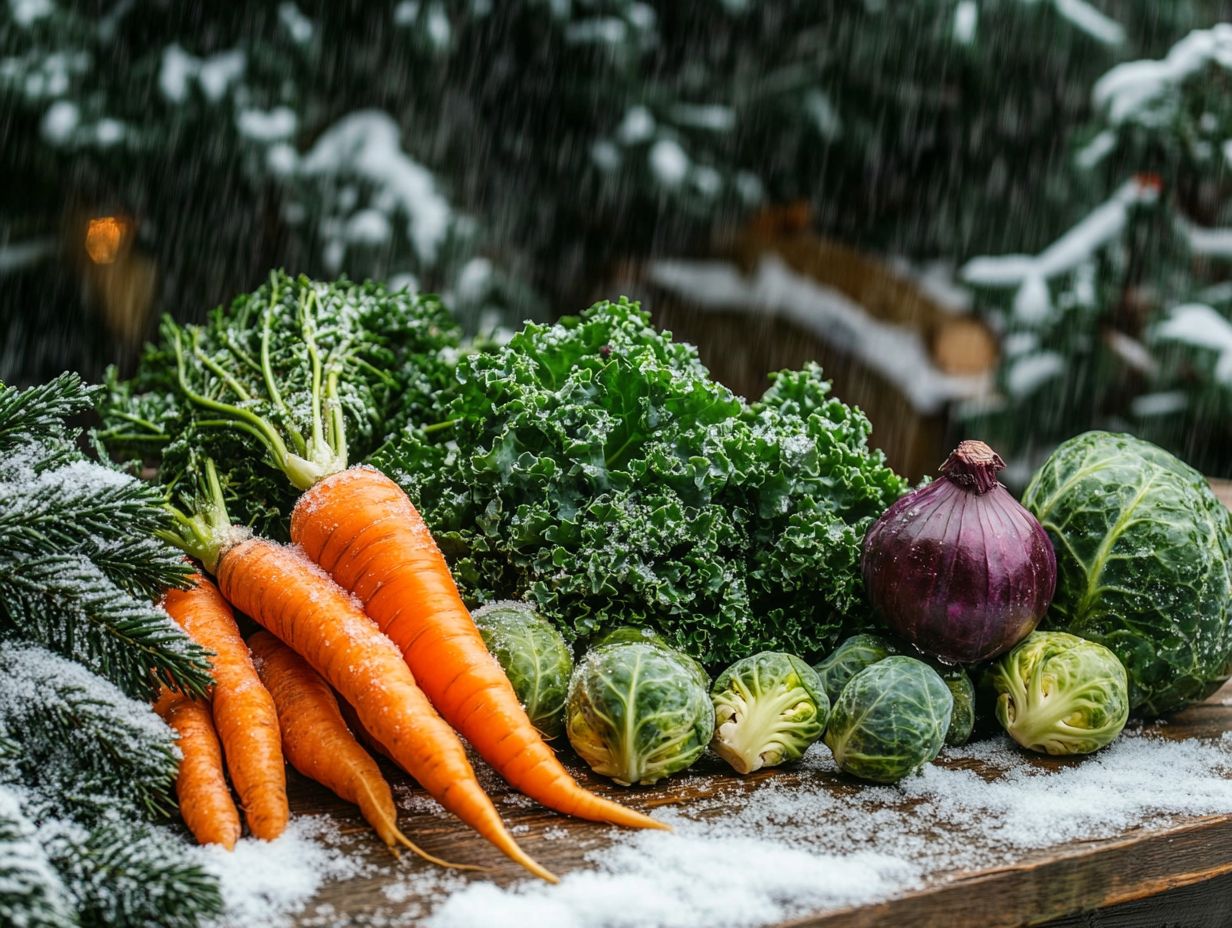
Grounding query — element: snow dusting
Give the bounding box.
[648,256,989,413]
[1153,303,1232,384]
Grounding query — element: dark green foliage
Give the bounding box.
[1023,431,1232,716]
[939,667,976,747]
[0,786,74,928]
[0,644,180,820]
[42,820,222,928]
[99,272,461,539]
[0,374,209,699]
[823,656,953,784]
[380,298,906,667]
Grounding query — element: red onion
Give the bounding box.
[862,440,1056,664]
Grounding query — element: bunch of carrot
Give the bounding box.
[155,464,663,882]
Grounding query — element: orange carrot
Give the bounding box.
[154,688,242,850]
[248,631,473,868]
[290,466,666,832]
[214,536,556,882]
[163,574,288,840]
[336,692,397,766]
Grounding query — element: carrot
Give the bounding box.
[336,692,397,766]
[290,466,666,832]
[163,574,289,841]
[214,535,556,882]
[153,688,242,850]
[247,631,473,868]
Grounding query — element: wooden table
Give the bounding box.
[290,682,1232,928]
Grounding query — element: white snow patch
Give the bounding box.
[953,1,977,45]
[1154,303,1232,384]
[1104,330,1157,375]
[200,817,370,928]
[565,17,627,45]
[649,256,989,413]
[962,179,1152,299]
[1178,218,1232,259]
[159,45,245,103]
[9,0,52,27]
[0,237,55,275]
[456,256,493,303]
[670,103,736,132]
[649,139,689,187]
[1012,274,1052,325]
[345,208,392,245]
[1094,25,1232,125]
[617,106,655,145]
[1075,130,1117,169]
[1053,0,1124,46]
[803,90,842,139]
[279,2,315,44]
[40,100,78,143]
[1132,391,1188,417]
[299,110,452,262]
[1005,351,1064,397]
[236,106,298,142]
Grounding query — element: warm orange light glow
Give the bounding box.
[85,216,127,264]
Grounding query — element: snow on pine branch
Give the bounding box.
[960,178,1157,324]
[648,255,989,414]
[1094,24,1232,126]
[0,785,74,928]
[1153,303,1232,385]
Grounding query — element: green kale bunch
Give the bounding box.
[379,299,906,667]
[100,272,460,539]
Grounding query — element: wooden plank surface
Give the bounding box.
[290,682,1232,928]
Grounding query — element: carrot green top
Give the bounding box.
[99,271,459,539]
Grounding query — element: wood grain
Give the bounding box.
[289,680,1232,927]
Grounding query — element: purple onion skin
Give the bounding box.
[861,441,1057,665]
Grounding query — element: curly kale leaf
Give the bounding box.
[379,298,906,667]
[99,273,460,538]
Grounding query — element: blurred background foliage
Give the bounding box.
[2,0,1231,478]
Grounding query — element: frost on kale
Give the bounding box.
[99,272,460,539]
[379,298,907,667]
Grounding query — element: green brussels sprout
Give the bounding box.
[473,601,574,739]
[812,633,899,703]
[939,667,976,747]
[711,652,829,774]
[593,626,710,691]
[566,642,714,785]
[823,656,953,784]
[986,631,1129,755]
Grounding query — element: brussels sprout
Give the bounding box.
[823,656,953,784]
[986,631,1129,755]
[1024,431,1232,716]
[566,642,714,785]
[711,652,829,774]
[594,626,710,691]
[939,667,975,747]
[473,601,574,739]
[812,633,899,703]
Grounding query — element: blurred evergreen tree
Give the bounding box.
[1,2,1229,467]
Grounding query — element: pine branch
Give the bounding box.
[0,787,76,928]
[0,374,96,456]
[0,556,212,701]
[41,817,222,928]
[0,643,180,821]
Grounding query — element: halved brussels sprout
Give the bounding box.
[812,633,899,703]
[711,651,828,774]
[986,630,1129,755]
[473,600,574,739]
[566,641,714,785]
[823,656,953,784]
